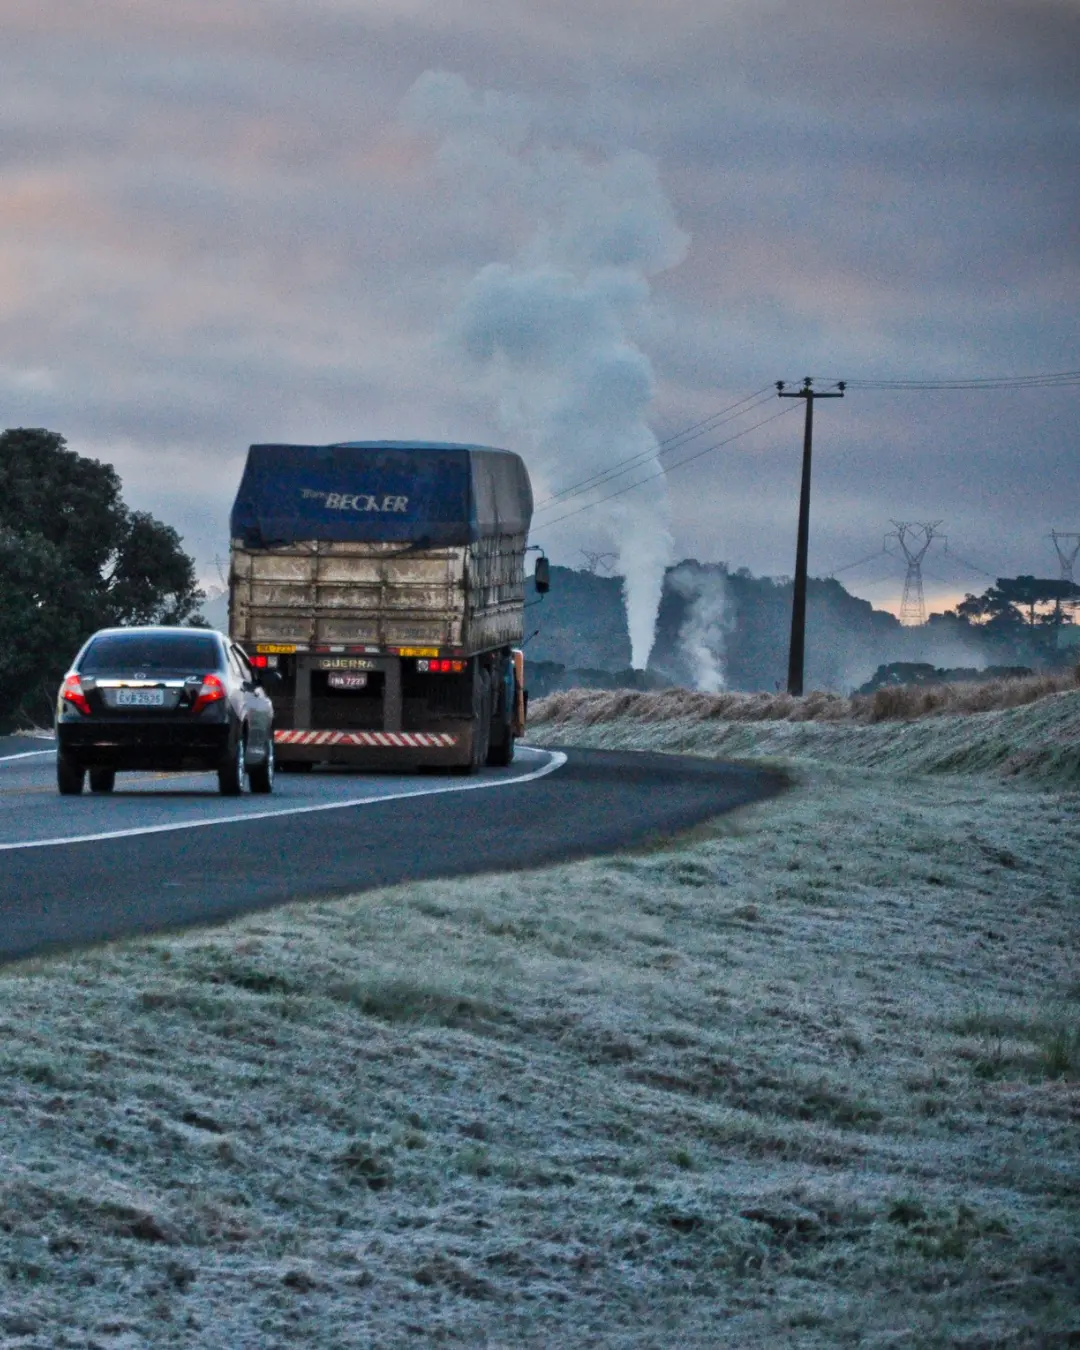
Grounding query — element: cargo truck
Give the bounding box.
[228,441,547,773]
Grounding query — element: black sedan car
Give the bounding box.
[55,627,275,796]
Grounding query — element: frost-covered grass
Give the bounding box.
[1,696,1079,1347]
[533,686,1080,787]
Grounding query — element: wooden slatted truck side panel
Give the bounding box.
[229,536,526,651]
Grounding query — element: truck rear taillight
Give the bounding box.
[192,673,226,713]
[60,674,91,716]
[416,659,464,673]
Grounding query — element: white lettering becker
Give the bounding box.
[314,493,409,513]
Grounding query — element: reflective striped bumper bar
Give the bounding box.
[274,730,459,748]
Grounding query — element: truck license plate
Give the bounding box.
[328,672,368,690]
[116,689,165,707]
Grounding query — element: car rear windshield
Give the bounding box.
[79,632,223,674]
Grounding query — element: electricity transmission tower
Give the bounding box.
[578,549,617,575]
[1050,530,1080,617]
[886,521,944,627]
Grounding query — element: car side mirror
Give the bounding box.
[534,556,550,594]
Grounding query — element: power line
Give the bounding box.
[828,548,888,576]
[833,368,1080,392]
[830,544,993,583]
[537,402,800,533]
[532,386,775,514]
[534,386,775,511]
[943,548,994,578]
[534,363,1077,521]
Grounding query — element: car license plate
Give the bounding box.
[116,688,166,707]
[328,672,368,690]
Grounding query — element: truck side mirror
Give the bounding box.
[534,556,550,594]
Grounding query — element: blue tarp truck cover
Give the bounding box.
[230,442,533,548]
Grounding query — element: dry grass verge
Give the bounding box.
[1,696,1078,1346]
[535,668,1080,728]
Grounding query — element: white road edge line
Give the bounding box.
[0,750,56,762]
[0,749,569,852]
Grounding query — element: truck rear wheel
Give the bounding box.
[486,655,516,766]
[457,670,492,775]
[487,731,515,767]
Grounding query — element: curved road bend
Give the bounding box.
[0,737,785,964]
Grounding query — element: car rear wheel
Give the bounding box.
[89,768,116,794]
[248,736,274,794]
[57,753,85,796]
[218,730,247,796]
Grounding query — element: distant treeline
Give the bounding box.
[525,562,1078,696]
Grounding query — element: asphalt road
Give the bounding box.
[0,735,785,964]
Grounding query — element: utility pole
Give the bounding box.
[776,378,845,696]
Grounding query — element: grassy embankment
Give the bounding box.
[1,677,1078,1347]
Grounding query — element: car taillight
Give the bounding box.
[192,673,226,713]
[60,674,92,716]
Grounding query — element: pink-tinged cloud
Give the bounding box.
[0,0,1074,599]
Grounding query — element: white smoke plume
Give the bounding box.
[400,72,689,669]
[669,564,731,693]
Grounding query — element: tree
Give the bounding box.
[101,511,204,627]
[0,529,85,723]
[0,429,204,725]
[954,576,1078,634]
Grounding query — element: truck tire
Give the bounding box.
[89,768,116,794]
[487,731,515,767]
[458,670,492,775]
[486,656,515,766]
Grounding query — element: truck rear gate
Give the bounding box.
[259,651,482,768]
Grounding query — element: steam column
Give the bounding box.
[777,379,845,697]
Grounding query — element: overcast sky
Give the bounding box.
[2,0,1077,621]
